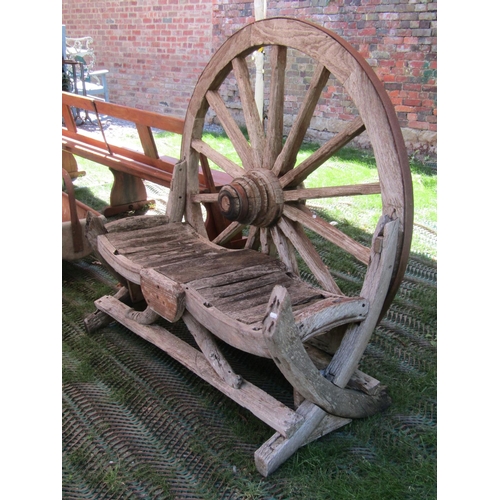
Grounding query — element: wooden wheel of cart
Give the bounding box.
[86,17,414,476]
[180,17,413,384]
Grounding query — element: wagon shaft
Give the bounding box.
[84,17,413,476]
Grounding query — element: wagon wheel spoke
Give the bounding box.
[263,45,287,170]
[232,56,265,167]
[244,225,260,250]
[279,116,367,189]
[283,204,370,265]
[205,90,256,170]
[212,221,244,246]
[259,227,273,255]
[191,138,245,180]
[272,63,331,177]
[282,182,381,202]
[278,216,343,294]
[270,224,299,275]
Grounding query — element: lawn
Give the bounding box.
[63,130,436,499]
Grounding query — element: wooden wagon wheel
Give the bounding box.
[179,18,413,388]
[85,18,414,475]
[177,18,412,389]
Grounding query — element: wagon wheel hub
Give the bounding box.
[218,168,284,227]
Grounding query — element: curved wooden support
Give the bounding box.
[262,285,390,419]
[326,216,399,387]
[125,305,160,325]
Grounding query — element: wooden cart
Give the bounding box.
[84,18,413,476]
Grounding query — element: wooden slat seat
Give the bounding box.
[96,218,369,357]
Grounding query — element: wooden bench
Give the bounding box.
[78,17,414,476]
[62,91,231,239]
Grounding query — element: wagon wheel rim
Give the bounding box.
[181,17,413,318]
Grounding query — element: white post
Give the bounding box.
[253,0,266,122]
[62,25,66,59]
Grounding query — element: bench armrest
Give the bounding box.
[89,69,109,76]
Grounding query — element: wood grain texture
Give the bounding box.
[263,45,286,170]
[272,63,330,177]
[94,294,304,438]
[283,204,371,265]
[206,90,256,171]
[231,56,265,167]
[140,267,186,323]
[262,285,391,418]
[326,217,399,387]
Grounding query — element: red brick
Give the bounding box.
[63,0,436,149]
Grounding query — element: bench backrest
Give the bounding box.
[62,92,232,238]
[62,91,233,190]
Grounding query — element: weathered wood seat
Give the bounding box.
[92,217,369,358]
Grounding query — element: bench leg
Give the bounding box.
[105,169,153,216]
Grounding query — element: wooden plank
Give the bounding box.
[283,204,371,265]
[189,260,287,291]
[279,116,366,189]
[62,91,96,112]
[94,295,304,438]
[231,56,265,167]
[194,269,287,302]
[94,98,185,134]
[104,215,170,234]
[132,247,219,268]
[326,217,400,387]
[63,93,185,135]
[105,224,199,249]
[263,45,286,170]
[222,289,324,326]
[62,137,175,187]
[157,248,272,283]
[255,399,350,477]
[191,269,327,326]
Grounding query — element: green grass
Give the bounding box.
[64,129,436,499]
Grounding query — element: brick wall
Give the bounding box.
[62,0,214,117]
[62,0,437,157]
